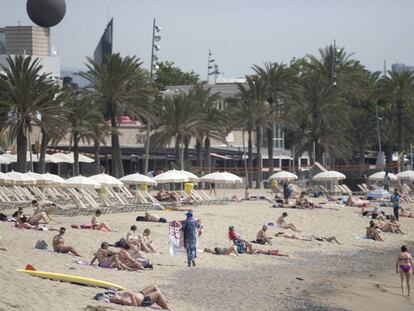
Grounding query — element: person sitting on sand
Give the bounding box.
[32,199,56,215]
[296,193,321,209]
[255,224,273,245]
[52,227,81,256]
[91,242,130,270]
[142,228,156,253]
[109,285,172,310]
[125,225,152,264]
[366,220,383,241]
[395,245,413,297]
[204,246,238,256]
[388,215,404,234]
[119,245,145,270]
[228,226,255,254]
[276,212,301,232]
[361,206,385,220]
[91,209,112,231]
[156,188,170,201]
[274,232,341,244]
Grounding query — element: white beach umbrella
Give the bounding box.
[368,171,398,181]
[90,173,123,187]
[201,171,241,184]
[51,152,74,164]
[0,154,14,165]
[0,153,17,163]
[312,171,346,181]
[42,172,66,184]
[153,169,189,183]
[397,170,414,180]
[120,172,157,186]
[0,172,13,184]
[65,175,101,188]
[25,171,51,185]
[6,171,37,185]
[179,170,200,182]
[269,170,298,181]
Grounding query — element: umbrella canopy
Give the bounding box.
[368,171,398,181]
[0,153,17,163]
[6,171,37,185]
[269,171,298,181]
[312,171,346,181]
[153,169,189,183]
[90,173,123,187]
[0,172,13,184]
[397,170,414,180]
[25,171,51,184]
[0,154,14,165]
[367,188,391,199]
[201,172,242,184]
[179,170,200,182]
[65,175,101,188]
[51,153,74,164]
[42,172,66,184]
[120,173,157,186]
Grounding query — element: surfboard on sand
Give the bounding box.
[17,268,126,290]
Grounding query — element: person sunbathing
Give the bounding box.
[346,196,369,208]
[361,207,385,220]
[274,232,341,244]
[109,285,172,310]
[156,189,170,201]
[52,227,81,256]
[255,224,273,245]
[119,245,145,270]
[400,208,414,218]
[228,226,255,254]
[276,212,301,232]
[27,211,51,226]
[91,242,130,270]
[143,212,167,223]
[296,193,321,209]
[32,199,56,215]
[366,220,383,241]
[388,215,404,234]
[91,209,112,231]
[204,246,238,256]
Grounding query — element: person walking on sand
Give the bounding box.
[181,211,201,267]
[391,189,401,221]
[395,245,412,296]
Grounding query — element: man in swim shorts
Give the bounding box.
[52,227,81,256]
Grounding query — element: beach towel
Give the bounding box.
[168,220,202,256]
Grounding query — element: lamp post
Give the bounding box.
[207,50,219,84]
[144,18,161,174]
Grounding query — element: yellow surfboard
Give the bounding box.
[17,269,126,290]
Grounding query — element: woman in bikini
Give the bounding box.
[91,209,112,231]
[395,245,412,296]
[109,285,172,310]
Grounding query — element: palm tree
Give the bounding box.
[151,92,200,168]
[0,55,62,172]
[377,70,414,153]
[78,53,151,177]
[236,76,270,188]
[253,62,301,173]
[86,118,111,174]
[187,83,224,173]
[65,91,102,176]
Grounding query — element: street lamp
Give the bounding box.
[144,18,161,174]
[207,50,219,84]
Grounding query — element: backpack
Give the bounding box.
[35,240,48,250]
[114,237,127,248]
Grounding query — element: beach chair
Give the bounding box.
[357,184,368,193]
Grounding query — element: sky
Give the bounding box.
[1,0,414,78]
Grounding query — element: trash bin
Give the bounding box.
[184,183,194,195]
[140,184,148,191]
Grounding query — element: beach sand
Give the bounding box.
[0,188,413,310]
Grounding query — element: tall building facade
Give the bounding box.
[0,25,60,80]
[391,63,414,73]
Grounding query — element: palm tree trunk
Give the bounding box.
[196,138,203,173]
[110,115,124,178]
[397,100,404,153]
[204,136,211,173]
[247,129,253,188]
[73,132,80,176]
[175,134,182,167]
[16,126,27,173]
[38,127,48,173]
[267,126,273,174]
[256,126,262,189]
[183,135,190,162]
[94,140,100,174]
[358,143,365,165]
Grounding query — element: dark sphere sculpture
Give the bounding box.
[26,0,66,28]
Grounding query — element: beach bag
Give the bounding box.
[136,216,147,222]
[0,213,7,221]
[114,238,127,248]
[35,240,48,250]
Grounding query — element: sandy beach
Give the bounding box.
[1,188,414,311]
